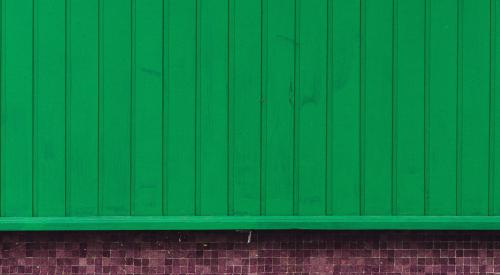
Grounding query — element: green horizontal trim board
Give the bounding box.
[0,216,499,231]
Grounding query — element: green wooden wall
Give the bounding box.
[0,0,500,230]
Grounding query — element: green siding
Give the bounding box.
[0,0,499,229]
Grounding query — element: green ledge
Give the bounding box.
[0,216,499,230]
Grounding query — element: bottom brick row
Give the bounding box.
[0,230,498,274]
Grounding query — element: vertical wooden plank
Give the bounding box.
[330,0,361,215]
[296,0,327,215]
[230,0,261,215]
[456,0,463,215]
[67,0,99,216]
[461,0,490,215]
[428,0,457,215]
[132,0,163,216]
[0,0,3,218]
[164,0,196,216]
[198,0,228,215]
[262,0,295,216]
[494,0,500,215]
[100,0,131,216]
[33,0,66,217]
[395,0,425,215]
[325,0,333,215]
[363,0,393,215]
[1,0,34,217]
[491,0,496,216]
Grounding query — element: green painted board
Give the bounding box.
[394,0,425,216]
[34,0,66,217]
[99,0,132,216]
[132,0,163,216]
[330,0,361,216]
[363,0,393,215]
[428,0,457,215]
[461,0,490,216]
[164,0,197,216]
[229,0,262,216]
[197,0,229,215]
[262,0,295,216]
[296,0,327,215]
[494,0,500,216]
[0,0,499,229]
[67,0,99,216]
[2,0,33,217]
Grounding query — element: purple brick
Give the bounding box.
[0,231,498,274]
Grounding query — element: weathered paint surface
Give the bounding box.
[0,0,499,229]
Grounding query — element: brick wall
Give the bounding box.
[0,230,498,274]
